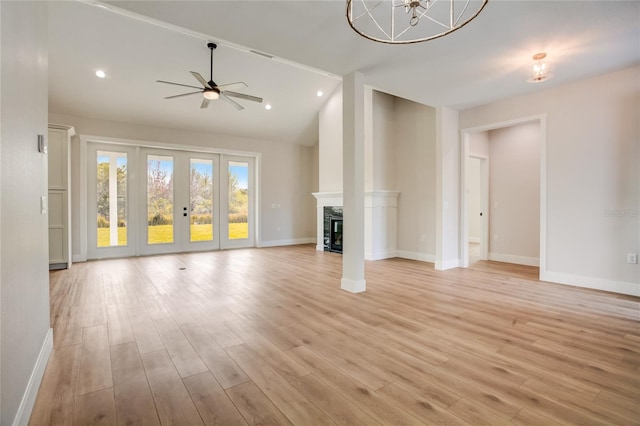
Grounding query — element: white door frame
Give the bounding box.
[460,114,547,275]
[80,135,260,260]
[464,154,489,265]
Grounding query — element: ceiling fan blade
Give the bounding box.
[190,71,212,89]
[200,98,210,109]
[223,91,263,103]
[221,94,244,110]
[215,82,248,91]
[165,91,203,99]
[156,80,203,90]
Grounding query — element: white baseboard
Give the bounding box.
[435,258,461,270]
[365,249,397,261]
[258,238,315,248]
[489,252,540,267]
[13,328,53,426]
[468,237,481,244]
[341,277,367,293]
[395,250,436,263]
[542,270,640,297]
[72,254,87,263]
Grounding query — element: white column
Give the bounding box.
[341,72,366,293]
[108,153,118,246]
[435,106,460,270]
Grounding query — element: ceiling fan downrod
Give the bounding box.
[207,42,217,84]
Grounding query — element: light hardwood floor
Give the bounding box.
[31,245,640,425]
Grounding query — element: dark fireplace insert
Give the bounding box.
[323,206,343,253]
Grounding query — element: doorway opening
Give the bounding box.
[461,115,546,277]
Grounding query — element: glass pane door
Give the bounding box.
[146,154,175,245]
[187,155,219,251]
[88,144,136,259]
[221,156,254,249]
[140,150,220,255]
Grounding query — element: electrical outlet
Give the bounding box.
[628,253,638,264]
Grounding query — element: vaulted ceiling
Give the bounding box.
[48,1,640,145]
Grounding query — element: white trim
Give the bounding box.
[72,253,87,263]
[488,252,540,267]
[468,237,481,244]
[436,258,461,270]
[12,328,53,426]
[542,270,640,297]
[80,134,261,158]
[365,249,397,261]
[395,250,436,263]
[84,1,342,81]
[341,277,366,293]
[459,114,547,278]
[258,238,315,248]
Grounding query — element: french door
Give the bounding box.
[141,149,221,255]
[88,143,255,259]
[221,155,255,249]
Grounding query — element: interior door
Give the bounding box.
[221,155,255,249]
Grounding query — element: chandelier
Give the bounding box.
[346,0,489,44]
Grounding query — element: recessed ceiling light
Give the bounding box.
[317,90,324,97]
[265,104,272,110]
[95,70,106,79]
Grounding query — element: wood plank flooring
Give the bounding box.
[31,245,640,425]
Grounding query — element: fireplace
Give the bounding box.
[330,217,343,253]
[323,206,343,253]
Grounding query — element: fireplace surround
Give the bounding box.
[313,191,400,260]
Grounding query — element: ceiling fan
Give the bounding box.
[157,42,263,110]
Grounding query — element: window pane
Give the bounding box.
[147,155,174,244]
[190,158,214,242]
[228,161,248,239]
[96,151,127,247]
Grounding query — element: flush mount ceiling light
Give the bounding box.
[527,52,553,83]
[317,90,324,97]
[265,104,272,110]
[95,70,106,78]
[346,0,488,44]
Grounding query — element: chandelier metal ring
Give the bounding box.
[346,0,489,44]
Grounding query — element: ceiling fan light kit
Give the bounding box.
[346,0,489,44]
[157,42,263,110]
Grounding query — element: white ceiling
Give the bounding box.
[48,1,640,146]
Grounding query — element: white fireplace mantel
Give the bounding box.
[312,191,400,260]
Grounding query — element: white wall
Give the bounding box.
[1,1,52,424]
[318,85,343,192]
[48,112,317,256]
[394,98,437,260]
[460,66,640,295]
[488,123,540,263]
[371,90,396,191]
